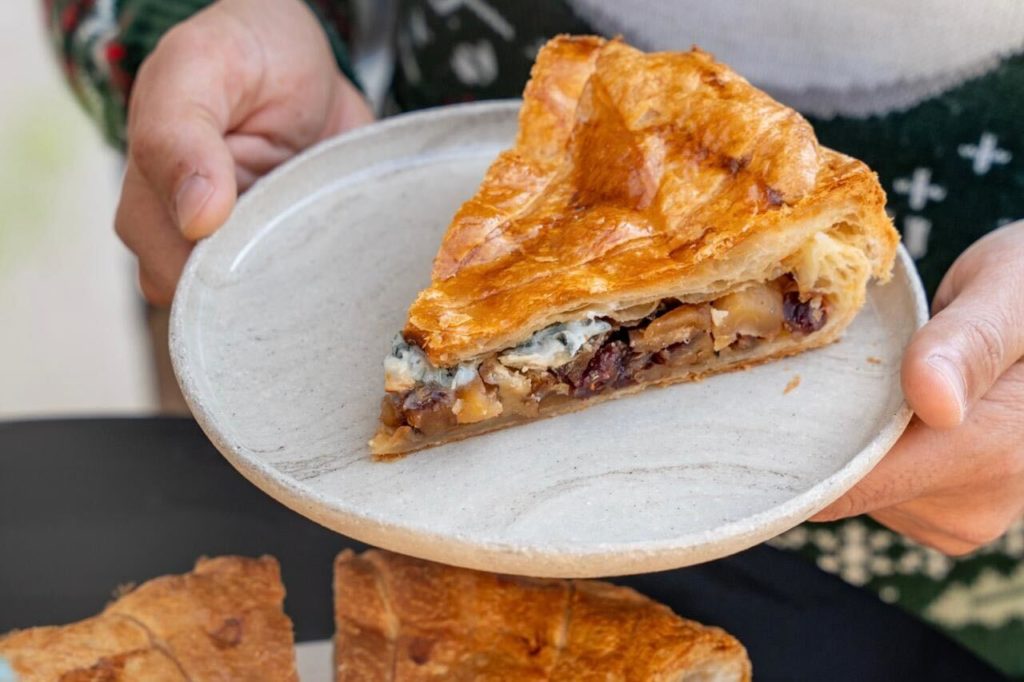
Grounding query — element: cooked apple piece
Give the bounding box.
[710,284,784,350]
[630,304,712,353]
[479,359,536,416]
[453,376,503,424]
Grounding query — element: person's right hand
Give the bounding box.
[117,0,373,305]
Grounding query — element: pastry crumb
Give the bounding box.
[866,356,883,365]
[784,375,801,394]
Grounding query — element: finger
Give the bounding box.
[223,80,374,176]
[127,24,245,240]
[871,480,1024,555]
[115,159,193,307]
[322,73,375,135]
[809,417,957,521]
[226,133,295,192]
[870,507,981,556]
[832,362,1024,546]
[901,273,1024,429]
[226,134,295,176]
[872,498,1024,556]
[224,74,374,193]
[814,360,1024,523]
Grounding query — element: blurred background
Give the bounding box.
[0,2,154,418]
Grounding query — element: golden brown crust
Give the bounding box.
[404,36,898,367]
[0,614,156,681]
[552,581,751,681]
[333,549,751,681]
[0,556,299,682]
[430,35,604,283]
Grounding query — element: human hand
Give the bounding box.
[812,222,1024,555]
[117,0,373,305]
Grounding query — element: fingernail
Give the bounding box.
[175,175,213,231]
[926,354,967,422]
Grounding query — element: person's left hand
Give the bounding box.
[811,221,1024,555]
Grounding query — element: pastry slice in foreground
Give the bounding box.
[0,556,299,682]
[371,35,899,457]
[333,549,751,681]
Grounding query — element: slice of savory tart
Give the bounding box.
[370,35,898,457]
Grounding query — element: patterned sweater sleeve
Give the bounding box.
[43,0,359,150]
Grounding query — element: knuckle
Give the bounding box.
[821,486,873,521]
[156,21,213,58]
[961,314,1008,380]
[129,129,193,193]
[113,202,136,246]
[824,496,857,521]
[977,363,1024,419]
[139,276,170,307]
[113,209,128,242]
[127,125,165,169]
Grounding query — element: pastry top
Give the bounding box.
[334,549,751,681]
[0,556,299,682]
[405,35,897,366]
[0,613,159,681]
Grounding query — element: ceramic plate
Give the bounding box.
[296,641,332,682]
[171,101,927,578]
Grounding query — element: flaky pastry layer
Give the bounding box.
[0,556,299,681]
[403,36,897,367]
[333,549,751,681]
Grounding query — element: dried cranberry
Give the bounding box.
[573,340,631,398]
[401,385,453,412]
[401,386,456,435]
[553,342,601,386]
[783,292,827,334]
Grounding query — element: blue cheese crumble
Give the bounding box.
[384,336,477,392]
[498,317,612,371]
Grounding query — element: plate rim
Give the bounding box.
[170,100,929,577]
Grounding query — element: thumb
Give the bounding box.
[132,117,237,241]
[126,24,246,240]
[901,263,1024,429]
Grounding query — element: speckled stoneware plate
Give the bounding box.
[171,100,928,578]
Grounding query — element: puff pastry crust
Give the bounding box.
[0,556,299,682]
[333,549,752,681]
[371,35,898,456]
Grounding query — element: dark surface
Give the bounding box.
[0,418,1007,681]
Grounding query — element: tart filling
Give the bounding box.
[371,275,827,454]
